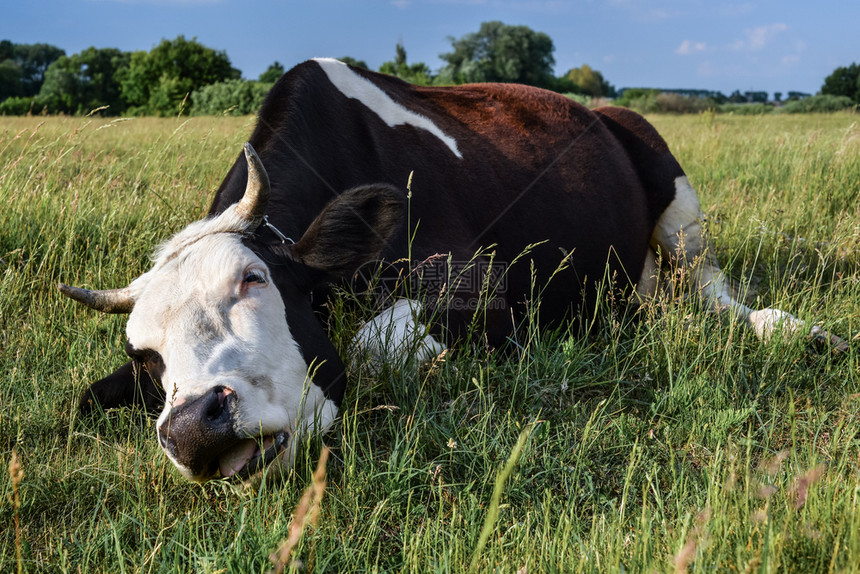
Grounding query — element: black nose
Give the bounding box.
[158,386,239,478]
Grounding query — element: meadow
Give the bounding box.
[1,111,859,573]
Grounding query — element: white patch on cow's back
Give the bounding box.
[313,58,463,159]
[351,298,446,376]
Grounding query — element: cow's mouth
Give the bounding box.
[218,430,288,480]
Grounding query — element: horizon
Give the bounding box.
[3,1,858,99]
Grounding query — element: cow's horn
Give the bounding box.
[234,142,270,226]
[58,283,135,314]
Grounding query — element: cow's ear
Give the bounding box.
[285,184,405,278]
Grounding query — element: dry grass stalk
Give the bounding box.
[9,449,24,574]
[789,464,825,509]
[268,447,330,574]
[674,508,711,574]
[760,450,790,476]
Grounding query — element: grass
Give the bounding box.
[1,112,859,572]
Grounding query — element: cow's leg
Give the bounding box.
[79,360,165,415]
[650,175,847,349]
[351,299,446,375]
[636,247,662,300]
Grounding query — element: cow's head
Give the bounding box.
[61,143,404,482]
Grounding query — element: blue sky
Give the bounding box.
[2,0,858,98]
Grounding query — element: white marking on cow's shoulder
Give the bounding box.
[351,298,446,376]
[313,58,462,159]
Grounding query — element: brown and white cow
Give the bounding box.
[60,58,846,483]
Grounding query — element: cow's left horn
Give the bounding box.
[234,142,270,226]
[58,283,135,314]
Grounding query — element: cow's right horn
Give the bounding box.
[58,283,135,314]
[234,142,270,227]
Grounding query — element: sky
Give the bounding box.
[2,0,858,98]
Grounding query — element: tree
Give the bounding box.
[562,64,614,98]
[0,59,22,100]
[192,79,272,115]
[0,40,14,62]
[339,57,368,70]
[728,90,746,103]
[821,63,860,104]
[38,47,131,114]
[0,40,65,98]
[120,36,240,115]
[438,21,555,88]
[745,91,768,103]
[379,42,433,85]
[14,42,66,96]
[259,61,284,84]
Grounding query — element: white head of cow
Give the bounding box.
[60,143,405,482]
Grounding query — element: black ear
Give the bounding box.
[78,360,165,415]
[286,184,405,278]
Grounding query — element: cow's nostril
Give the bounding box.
[204,386,234,421]
[158,427,170,449]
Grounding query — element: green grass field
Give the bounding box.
[1,112,859,573]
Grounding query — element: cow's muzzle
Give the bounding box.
[158,386,288,482]
[158,386,238,480]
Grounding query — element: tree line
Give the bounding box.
[0,23,615,117]
[1,22,858,117]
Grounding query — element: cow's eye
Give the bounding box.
[243,270,267,285]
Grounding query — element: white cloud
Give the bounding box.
[676,40,707,55]
[731,23,788,51]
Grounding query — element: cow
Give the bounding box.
[59,58,848,483]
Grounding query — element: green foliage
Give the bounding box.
[438,21,556,88]
[652,92,713,114]
[718,102,773,115]
[562,92,592,106]
[258,61,284,84]
[37,47,131,115]
[339,56,369,70]
[779,94,857,113]
[120,36,240,116]
[787,91,811,101]
[0,95,41,115]
[0,40,66,100]
[614,89,856,116]
[821,62,860,103]
[614,88,661,112]
[379,42,434,86]
[0,58,23,100]
[562,64,615,98]
[192,79,273,116]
